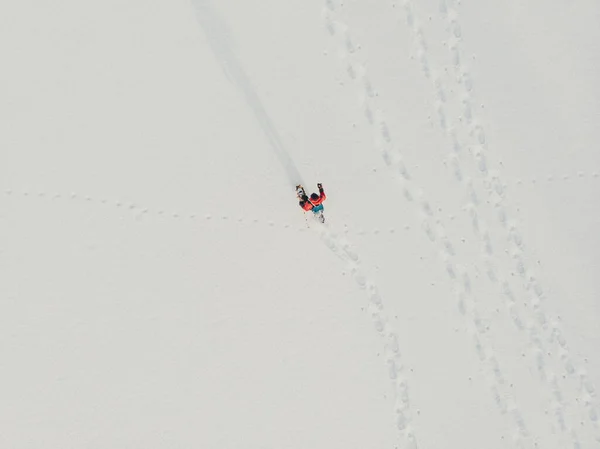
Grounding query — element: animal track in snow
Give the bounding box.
[3,188,416,239]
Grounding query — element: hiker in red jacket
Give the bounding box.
[298,183,326,222]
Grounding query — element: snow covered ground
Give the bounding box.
[1,0,599,447]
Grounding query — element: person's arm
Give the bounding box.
[317,183,326,201]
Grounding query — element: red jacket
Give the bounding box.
[300,189,326,211]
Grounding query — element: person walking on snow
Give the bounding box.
[299,183,326,222]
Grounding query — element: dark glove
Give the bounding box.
[317,183,323,190]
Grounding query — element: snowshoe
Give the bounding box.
[295,184,306,199]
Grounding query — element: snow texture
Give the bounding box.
[1,0,599,448]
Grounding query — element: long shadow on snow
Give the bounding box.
[190,0,303,188]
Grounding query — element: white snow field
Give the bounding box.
[1,0,599,447]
